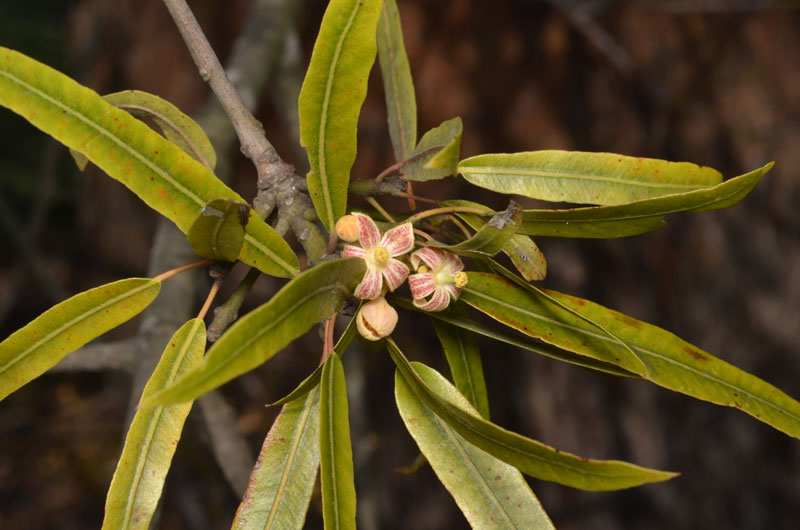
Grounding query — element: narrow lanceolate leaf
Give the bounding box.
[0,278,160,401]
[320,354,356,530]
[71,89,217,170]
[0,47,297,278]
[519,163,773,238]
[431,201,521,259]
[461,273,800,439]
[387,340,676,490]
[103,319,205,530]
[233,387,321,530]
[432,308,490,419]
[444,199,547,281]
[142,258,366,407]
[377,0,416,162]
[404,117,463,181]
[458,151,722,206]
[188,199,250,262]
[395,366,553,529]
[299,0,383,233]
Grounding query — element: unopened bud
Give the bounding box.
[336,215,360,242]
[356,296,398,341]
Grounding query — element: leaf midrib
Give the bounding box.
[380,3,409,161]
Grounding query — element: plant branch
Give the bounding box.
[207,268,260,342]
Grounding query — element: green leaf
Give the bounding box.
[395,366,554,529]
[102,318,205,530]
[0,278,160,401]
[299,0,383,233]
[432,307,490,419]
[0,47,297,278]
[387,339,676,490]
[71,89,217,170]
[377,0,416,162]
[430,201,521,259]
[233,387,321,530]
[443,199,547,280]
[404,117,463,181]
[458,151,723,206]
[519,163,773,238]
[142,258,366,407]
[320,353,357,530]
[391,297,637,378]
[460,272,800,439]
[187,198,250,262]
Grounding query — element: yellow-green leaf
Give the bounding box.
[142,258,366,407]
[377,0,416,162]
[299,0,383,233]
[519,163,773,238]
[0,47,297,278]
[460,272,800,439]
[387,339,676,490]
[0,278,160,401]
[102,318,205,530]
[188,198,250,262]
[458,151,722,206]
[404,117,462,181]
[233,387,321,530]
[395,365,554,529]
[430,201,521,259]
[320,353,356,530]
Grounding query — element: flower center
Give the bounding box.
[454,271,468,288]
[417,265,430,274]
[373,246,389,265]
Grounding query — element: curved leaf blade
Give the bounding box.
[142,258,366,407]
[430,201,521,259]
[102,318,205,530]
[320,353,357,530]
[0,47,297,278]
[0,278,160,401]
[387,339,676,490]
[395,366,554,529]
[520,163,773,238]
[299,0,383,233]
[188,199,250,262]
[459,151,722,206]
[461,272,800,439]
[377,0,416,162]
[233,387,321,530]
[404,117,463,181]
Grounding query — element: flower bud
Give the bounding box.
[335,215,360,242]
[356,296,398,341]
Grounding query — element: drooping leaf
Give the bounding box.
[71,89,217,170]
[458,151,722,206]
[102,318,205,530]
[519,163,773,238]
[430,201,521,259]
[0,47,297,278]
[299,0,383,233]
[391,297,637,378]
[319,353,356,530]
[188,198,250,262]
[460,272,800,439]
[395,366,554,529]
[233,387,321,530]
[387,339,676,490]
[0,278,160,401]
[404,117,463,181]
[142,258,366,407]
[377,0,416,162]
[432,306,490,419]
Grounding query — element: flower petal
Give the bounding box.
[381,259,410,291]
[408,273,436,299]
[443,282,461,301]
[413,287,451,312]
[354,213,381,250]
[354,267,383,300]
[341,245,366,259]
[411,246,445,270]
[443,251,465,274]
[381,223,414,257]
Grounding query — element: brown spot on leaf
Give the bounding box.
[684,346,707,361]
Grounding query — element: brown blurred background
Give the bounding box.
[1,0,799,528]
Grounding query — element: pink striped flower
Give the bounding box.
[341,213,414,300]
[408,247,468,312]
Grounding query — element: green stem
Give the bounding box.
[403,206,488,226]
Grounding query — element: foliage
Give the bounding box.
[0,0,796,528]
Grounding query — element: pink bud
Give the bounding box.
[356,296,398,341]
[335,215,360,242]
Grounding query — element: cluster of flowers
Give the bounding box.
[335,213,468,341]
